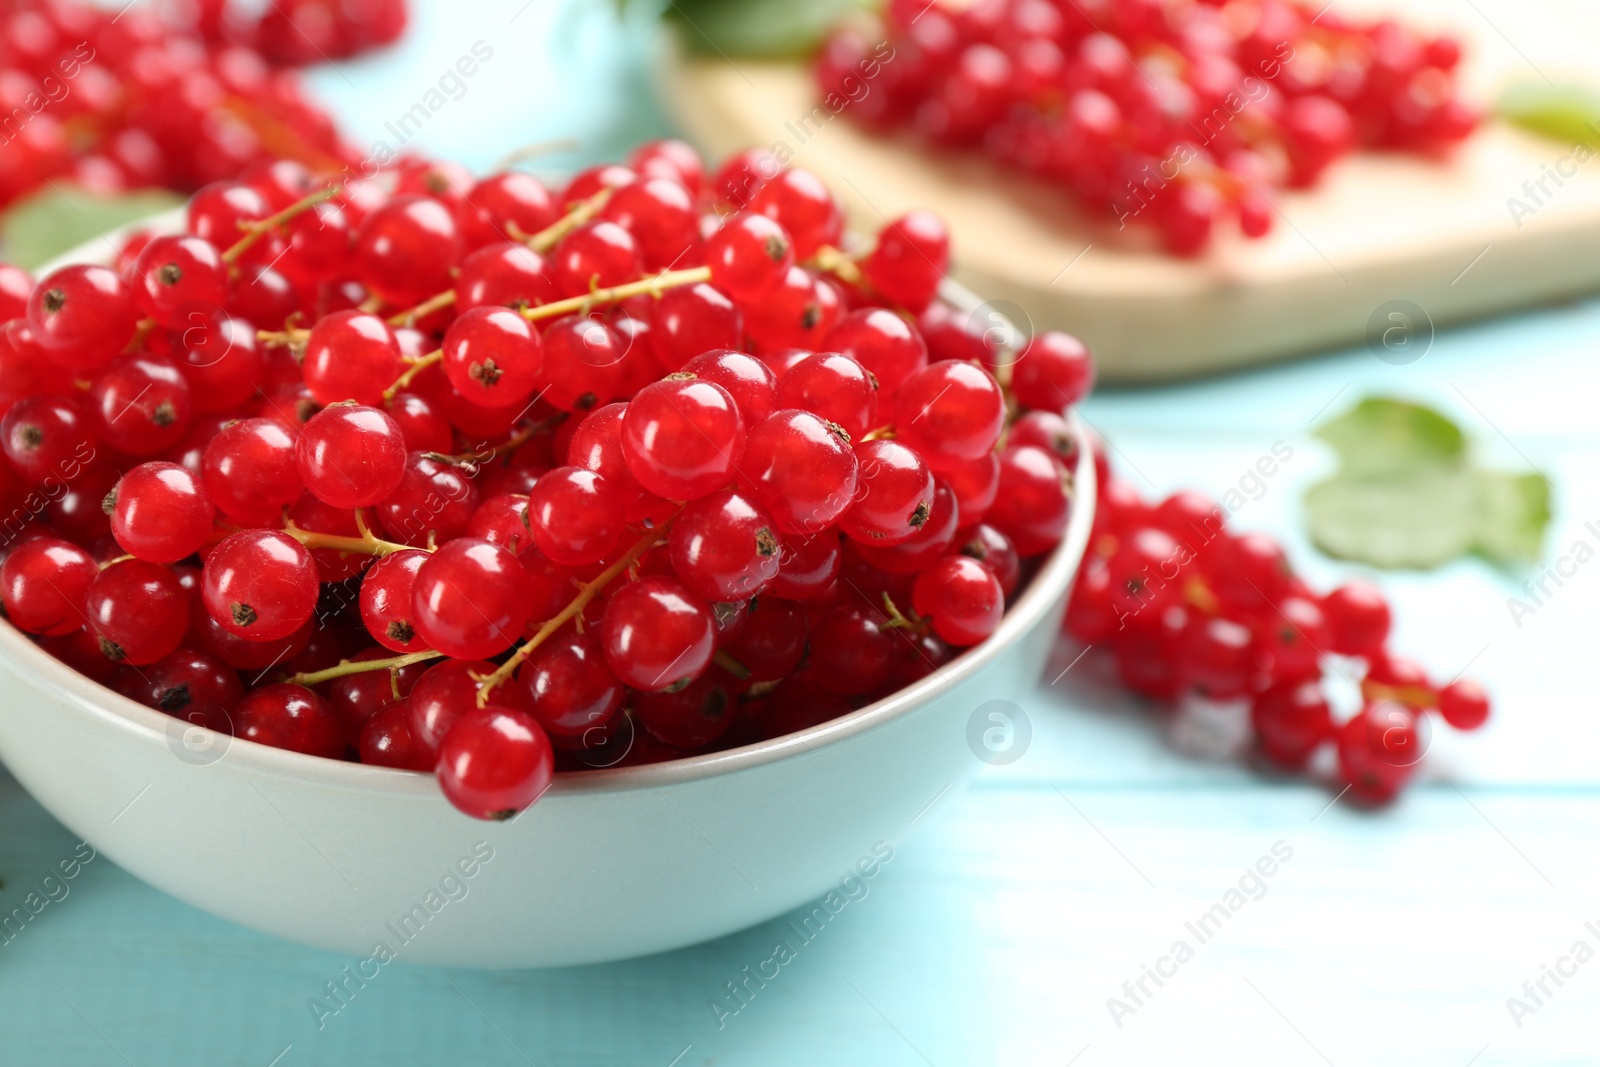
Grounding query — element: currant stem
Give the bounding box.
[286,648,445,689]
[526,187,613,253]
[519,266,712,326]
[223,183,342,265]
[387,289,457,327]
[712,649,751,680]
[282,512,420,558]
[474,516,679,706]
[808,244,864,286]
[258,325,311,347]
[383,349,443,400]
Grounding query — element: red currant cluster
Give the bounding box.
[175,0,408,66]
[0,0,374,211]
[0,142,1088,821]
[817,0,1475,254]
[1064,452,1491,803]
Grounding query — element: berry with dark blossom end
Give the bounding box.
[775,351,878,443]
[436,706,554,820]
[668,489,781,603]
[201,417,303,526]
[26,264,138,370]
[84,558,187,665]
[359,549,431,652]
[706,212,794,301]
[126,649,243,734]
[827,308,928,402]
[2,394,95,486]
[841,439,934,547]
[441,306,543,409]
[88,353,193,456]
[132,234,228,329]
[202,529,319,641]
[635,666,741,748]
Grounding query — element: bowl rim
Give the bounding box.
[1,214,1098,799]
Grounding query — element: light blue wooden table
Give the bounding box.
[4,3,1598,1063]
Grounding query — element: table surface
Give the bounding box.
[5,3,1599,1064]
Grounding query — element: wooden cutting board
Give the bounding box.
[654,0,1600,381]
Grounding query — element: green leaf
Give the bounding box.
[1473,470,1552,564]
[0,183,183,270]
[1304,396,1552,569]
[1312,396,1465,475]
[663,0,869,59]
[1498,81,1600,149]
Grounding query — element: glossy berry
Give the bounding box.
[1,537,95,635]
[749,167,842,257]
[841,439,934,546]
[374,452,480,548]
[768,528,842,600]
[133,234,228,328]
[234,684,345,760]
[1013,331,1095,413]
[526,467,624,566]
[436,707,554,820]
[359,701,434,771]
[652,283,742,370]
[2,394,95,484]
[441,306,543,408]
[359,548,431,652]
[27,264,138,369]
[84,559,187,664]
[538,314,628,413]
[1338,702,1423,803]
[957,523,1021,596]
[668,489,781,603]
[985,446,1069,557]
[775,352,878,442]
[856,481,960,575]
[203,530,318,641]
[353,195,461,306]
[411,537,531,659]
[622,377,744,500]
[455,242,558,313]
[88,354,192,455]
[518,631,624,748]
[827,308,928,400]
[108,461,216,563]
[406,657,502,755]
[296,403,407,509]
[736,409,858,535]
[706,212,794,300]
[724,596,808,680]
[864,211,948,311]
[600,576,715,691]
[301,310,405,407]
[552,219,641,298]
[201,418,302,526]
[680,350,775,428]
[912,554,1004,647]
[810,607,897,695]
[896,360,1006,471]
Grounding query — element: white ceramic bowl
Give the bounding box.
[0,226,1097,967]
